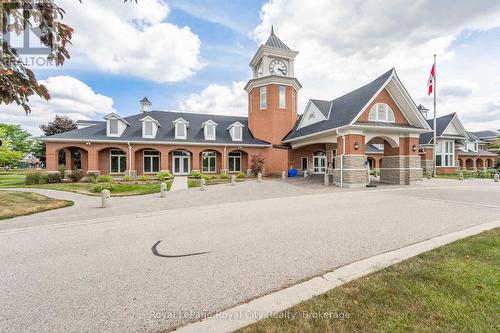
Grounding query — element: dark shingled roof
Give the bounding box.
[284,68,394,141]
[419,113,457,145]
[310,99,332,118]
[39,111,270,146]
[470,130,499,140]
[458,148,497,157]
[264,29,291,50]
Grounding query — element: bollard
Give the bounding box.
[160,182,167,197]
[495,173,499,182]
[458,172,464,181]
[231,175,236,186]
[304,170,308,178]
[324,173,329,186]
[101,189,111,208]
[200,178,206,191]
[257,172,262,182]
[281,171,286,180]
[427,173,431,179]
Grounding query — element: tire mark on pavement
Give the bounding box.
[151,240,211,258]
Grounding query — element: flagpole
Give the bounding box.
[432,54,437,177]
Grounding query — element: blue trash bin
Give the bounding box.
[288,169,298,177]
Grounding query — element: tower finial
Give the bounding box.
[271,25,274,35]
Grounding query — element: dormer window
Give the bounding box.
[368,103,395,123]
[140,116,160,139]
[202,120,217,140]
[227,122,244,142]
[104,113,130,137]
[173,118,189,140]
[109,119,118,134]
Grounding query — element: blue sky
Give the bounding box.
[4,0,500,135]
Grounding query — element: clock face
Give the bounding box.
[269,58,287,76]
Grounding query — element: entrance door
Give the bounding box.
[172,151,190,175]
[313,151,326,173]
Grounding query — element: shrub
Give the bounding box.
[68,169,84,182]
[138,175,150,181]
[123,175,134,182]
[97,175,114,183]
[25,170,47,185]
[201,173,216,180]
[157,171,173,181]
[250,154,265,176]
[58,165,66,178]
[47,172,62,183]
[190,170,202,179]
[219,172,229,179]
[86,174,98,183]
[91,183,116,193]
[237,171,246,178]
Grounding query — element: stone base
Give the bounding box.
[333,155,368,187]
[380,156,422,185]
[421,159,433,174]
[86,170,101,176]
[126,170,137,177]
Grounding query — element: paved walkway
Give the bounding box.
[170,176,188,191]
[1,179,499,332]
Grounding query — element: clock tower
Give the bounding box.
[245,27,302,146]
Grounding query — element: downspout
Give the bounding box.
[223,144,227,173]
[336,129,344,188]
[127,141,132,176]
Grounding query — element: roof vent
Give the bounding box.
[140,97,152,113]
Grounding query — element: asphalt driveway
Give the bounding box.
[1,179,499,332]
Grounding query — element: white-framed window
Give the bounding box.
[368,103,395,123]
[229,152,241,172]
[301,157,308,171]
[233,126,242,141]
[109,119,118,134]
[143,150,160,173]
[173,118,189,140]
[260,86,267,109]
[279,85,286,108]
[202,151,216,173]
[203,121,217,140]
[436,140,454,167]
[110,149,126,173]
[144,121,153,136]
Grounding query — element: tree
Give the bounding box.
[1,0,134,113]
[0,128,23,166]
[0,123,33,154]
[249,154,265,175]
[40,115,77,136]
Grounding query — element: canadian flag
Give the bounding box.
[427,64,435,95]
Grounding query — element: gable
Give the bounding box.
[357,88,409,125]
[442,115,468,138]
[297,100,328,129]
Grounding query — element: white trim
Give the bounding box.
[228,151,242,172]
[297,100,328,129]
[36,137,270,147]
[110,149,126,173]
[201,151,217,173]
[143,150,160,173]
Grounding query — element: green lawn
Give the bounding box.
[0,190,73,220]
[239,228,500,333]
[0,171,26,188]
[0,170,173,196]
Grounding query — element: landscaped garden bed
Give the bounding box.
[0,169,174,196]
[187,170,248,188]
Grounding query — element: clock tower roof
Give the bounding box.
[264,26,291,50]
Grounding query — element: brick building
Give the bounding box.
[38,29,497,187]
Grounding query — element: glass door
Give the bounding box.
[313,152,326,173]
[172,151,190,175]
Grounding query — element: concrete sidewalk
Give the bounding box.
[170,176,188,191]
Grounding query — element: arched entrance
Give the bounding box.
[486,158,493,168]
[313,151,327,174]
[172,150,191,175]
[476,158,484,170]
[56,146,89,173]
[465,158,474,169]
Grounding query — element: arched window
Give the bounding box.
[368,103,395,123]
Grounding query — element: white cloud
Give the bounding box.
[59,0,203,82]
[1,76,115,136]
[440,80,480,97]
[181,0,500,131]
[178,81,247,116]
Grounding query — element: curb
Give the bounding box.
[172,220,500,333]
